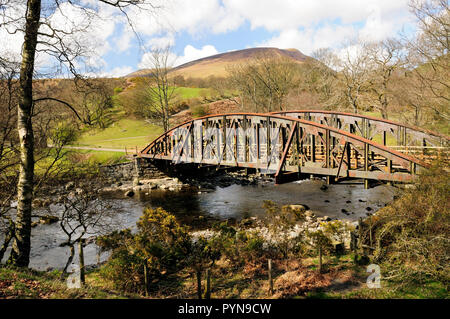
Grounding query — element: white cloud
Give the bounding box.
[138,50,178,69]
[0,1,121,74]
[0,3,26,64]
[128,0,413,63]
[146,35,176,50]
[173,45,218,67]
[137,44,218,69]
[1,0,417,77]
[260,25,357,55]
[223,0,410,31]
[98,66,135,78]
[128,0,243,37]
[114,29,135,53]
[255,0,414,57]
[359,4,402,42]
[130,0,410,38]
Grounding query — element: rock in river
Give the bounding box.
[125,190,135,197]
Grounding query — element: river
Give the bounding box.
[1,179,396,271]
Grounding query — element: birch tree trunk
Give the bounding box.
[9,0,41,267]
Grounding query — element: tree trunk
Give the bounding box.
[78,239,85,285]
[380,103,388,119]
[0,225,14,262]
[61,244,75,280]
[9,0,41,267]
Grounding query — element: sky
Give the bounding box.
[0,0,419,77]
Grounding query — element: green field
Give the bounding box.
[67,87,206,162]
[71,150,127,164]
[174,87,214,100]
[74,118,163,150]
[71,86,214,152]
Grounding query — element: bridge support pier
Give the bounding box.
[133,156,141,186]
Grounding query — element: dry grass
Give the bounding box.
[128,48,307,79]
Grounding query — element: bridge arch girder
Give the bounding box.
[140,113,429,185]
[270,110,450,164]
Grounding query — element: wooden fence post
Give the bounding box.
[268,259,274,295]
[350,231,357,252]
[358,217,363,252]
[196,270,202,299]
[143,262,150,297]
[318,246,323,273]
[204,268,211,299]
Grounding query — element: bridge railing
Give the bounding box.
[140,113,433,186]
[269,110,449,165]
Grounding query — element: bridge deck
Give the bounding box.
[139,112,449,187]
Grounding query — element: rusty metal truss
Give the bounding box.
[139,112,449,187]
[270,110,449,164]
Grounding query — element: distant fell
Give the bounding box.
[126,47,309,79]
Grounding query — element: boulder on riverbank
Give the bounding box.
[287,204,309,213]
[125,190,134,197]
[32,198,52,208]
[39,215,59,225]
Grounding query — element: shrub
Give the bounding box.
[371,163,449,285]
[262,200,306,259]
[209,222,269,265]
[98,208,191,293]
[113,87,123,94]
[135,207,191,277]
[99,247,145,293]
[191,104,209,118]
[321,220,349,244]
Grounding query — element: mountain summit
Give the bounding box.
[126,47,309,79]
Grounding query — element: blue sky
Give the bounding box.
[0,0,418,77]
[105,0,416,76]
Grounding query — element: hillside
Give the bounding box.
[126,47,310,79]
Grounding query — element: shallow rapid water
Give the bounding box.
[1,179,396,271]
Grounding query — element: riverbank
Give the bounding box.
[1,252,447,299]
[1,163,448,300]
[2,165,398,271]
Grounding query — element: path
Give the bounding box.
[62,145,128,152]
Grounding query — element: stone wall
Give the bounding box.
[99,158,168,180]
[138,158,169,179]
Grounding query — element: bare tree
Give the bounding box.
[57,188,115,281]
[405,0,449,121]
[0,59,20,263]
[228,54,300,112]
[304,48,344,110]
[339,42,372,114]
[365,39,405,119]
[0,58,78,262]
[143,46,176,132]
[0,0,158,267]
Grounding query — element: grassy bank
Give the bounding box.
[2,253,446,299]
[0,266,134,299]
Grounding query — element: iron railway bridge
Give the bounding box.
[138,111,449,188]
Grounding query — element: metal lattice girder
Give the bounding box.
[270,110,450,149]
[139,112,435,184]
